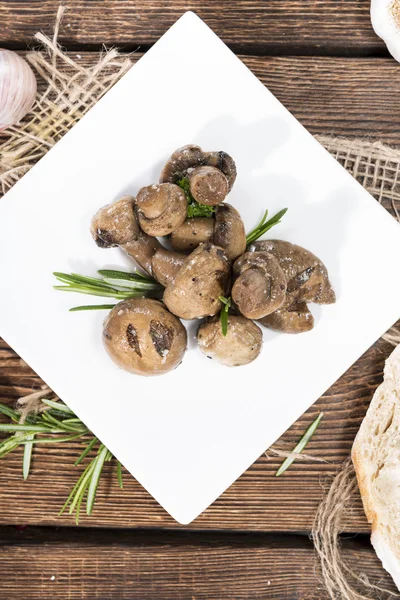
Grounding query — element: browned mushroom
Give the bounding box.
[204,150,237,191]
[214,203,246,261]
[197,315,262,366]
[91,196,139,248]
[189,165,228,206]
[170,204,246,260]
[232,251,287,319]
[103,298,187,376]
[91,196,162,277]
[248,240,336,333]
[159,144,206,183]
[170,217,214,252]
[135,183,187,237]
[163,243,230,320]
[151,248,186,288]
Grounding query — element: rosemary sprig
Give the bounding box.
[246,208,288,245]
[53,269,163,311]
[69,304,116,312]
[275,412,324,476]
[0,399,123,523]
[219,296,232,336]
[177,176,215,218]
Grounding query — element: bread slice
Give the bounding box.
[352,343,400,590]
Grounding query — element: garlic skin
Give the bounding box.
[371,0,400,63]
[0,50,37,131]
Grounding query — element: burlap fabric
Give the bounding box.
[0,8,399,599]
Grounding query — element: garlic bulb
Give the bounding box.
[371,0,400,63]
[0,49,37,131]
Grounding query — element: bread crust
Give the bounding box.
[351,344,400,590]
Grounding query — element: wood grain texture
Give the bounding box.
[0,1,385,55]
[0,527,397,599]
[11,52,400,144]
[0,334,396,531]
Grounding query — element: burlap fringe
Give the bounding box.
[0,8,400,598]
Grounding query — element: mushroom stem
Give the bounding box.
[151,248,187,288]
[121,233,163,278]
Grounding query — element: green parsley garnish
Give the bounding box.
[177,176,215,219]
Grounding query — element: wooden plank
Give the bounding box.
[0,1,385,54]
[0,527,397,599]
[0,335,395,531]
[5,53,400,143]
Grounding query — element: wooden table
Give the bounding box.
[0,2,399,598]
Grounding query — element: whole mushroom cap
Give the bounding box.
[103,298,187,376]
[232,251,287,320]
[135,183,187,237]
[90,195,162,277]
[91,196,138,248]
[197,315,263,367]
[189,166,229,206]
[214,203,246,261]
[249,240,335,334]
[159,144,206,183]
[248,240,335,305]
[170,217,214,252]
[205,150,237,191]
[163,243,230,320]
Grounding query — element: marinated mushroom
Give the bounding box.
[151,248,186,287]
[248,240,336,333]
[197,315,262,367]
[135,183,187,237]
[170,217,214,252]
[159,144,206,183]
[214,203,246,261]
[189,165,229,206]
[204,150,237,191]
[232,251,287,319]
[91,196,162,277]
[103,298,187,376]
[163,243,230,320]
[171,204,246,260]
[91,195,139,248]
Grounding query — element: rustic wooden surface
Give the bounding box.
[1,2,400,598]
[0,0,386,54]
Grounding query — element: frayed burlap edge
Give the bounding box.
[0,8,400,599]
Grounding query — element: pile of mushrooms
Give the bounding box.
[91,144,335,376]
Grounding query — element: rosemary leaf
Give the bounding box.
[0,403,20,421]
[23,434,34,480]
[69,459,97,515]
[275,412,324,477]
[86,445,109,515]
[41,399,74,414]
[74,437,98,466]
[59,462,90,516]
[20,433,84,444]
[69,304,116,312]
[41,411,88,433]
[0,424,62,433]
[246,208,288,245]
[98,269,154,282]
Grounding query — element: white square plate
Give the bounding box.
[0,12,400,524]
